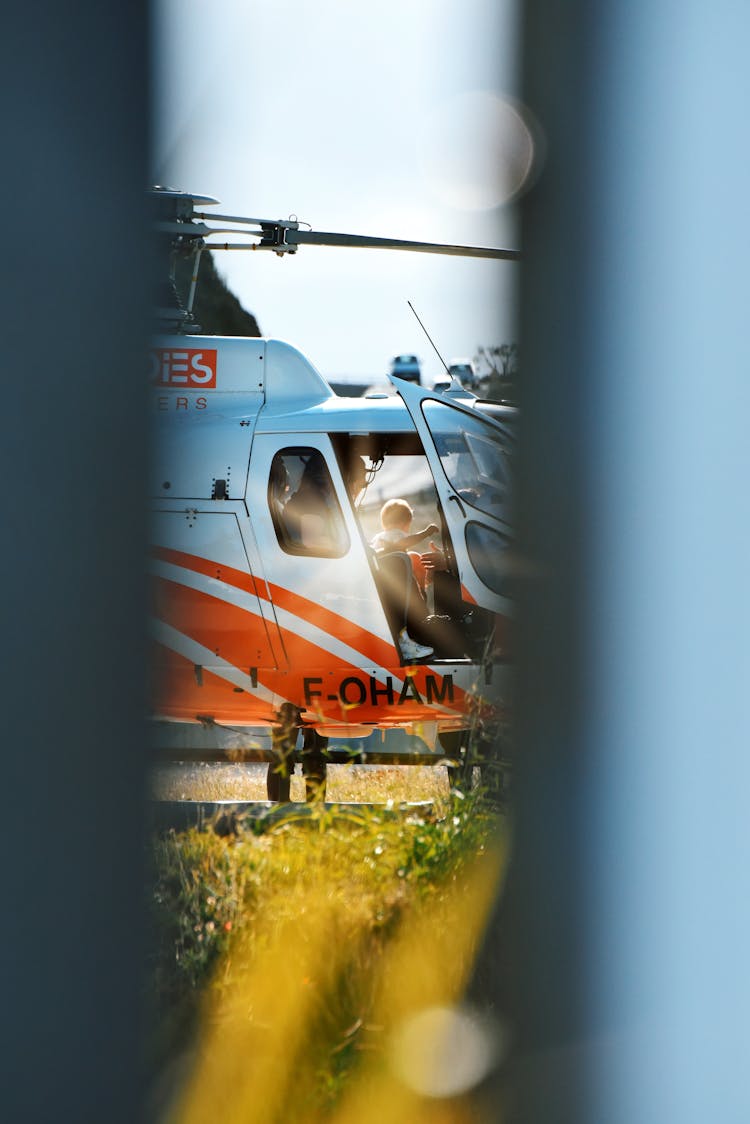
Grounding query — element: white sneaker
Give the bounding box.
[398,629,433,661]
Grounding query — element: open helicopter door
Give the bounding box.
[392,377,515,654]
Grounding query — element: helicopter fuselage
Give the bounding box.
[149,333,514,754]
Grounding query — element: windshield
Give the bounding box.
[422,400,514,522]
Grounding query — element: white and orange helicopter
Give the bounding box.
[149,188,518,801]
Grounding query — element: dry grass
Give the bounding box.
[151,763,452,804]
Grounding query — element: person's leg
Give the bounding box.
[267,702,299,800]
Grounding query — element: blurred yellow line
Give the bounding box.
[169,891,343,1124]
[329,842,505,1124]
[165,832,506,1124]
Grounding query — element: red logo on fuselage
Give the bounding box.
[150,348,217,388]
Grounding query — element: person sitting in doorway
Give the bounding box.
[370,499,439,593]
[370,498,439,662]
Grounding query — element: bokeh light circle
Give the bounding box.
[419,90,538,211]
[389,1003,506,1098]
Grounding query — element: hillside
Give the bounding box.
[174,250,261,337]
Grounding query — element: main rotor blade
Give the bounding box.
[285,228,520,261]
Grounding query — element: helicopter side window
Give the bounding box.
[422,401,514,521]
[268,448,350,557]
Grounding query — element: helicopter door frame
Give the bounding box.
[393,377,514,615]
[247,431,400,672]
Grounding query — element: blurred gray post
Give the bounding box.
[485,2,750,1122]
[1,6,150,1122]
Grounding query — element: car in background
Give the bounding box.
[447,358,477,388]
[388,353,422,383]
[430,375,453,393]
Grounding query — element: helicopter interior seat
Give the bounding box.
[429,566,498,662]
[370,549,422,632]
[370,549,469,661]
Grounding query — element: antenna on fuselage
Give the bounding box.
[406,300,452,378]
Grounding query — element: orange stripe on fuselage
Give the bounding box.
[152,546,266,598]
[264,581,398,668]
[151,544,398,667]
[150,547,472,721]
[152,581,466,722]
[151,641,469,728]
[152,644,278,724]
[154,576,276,669]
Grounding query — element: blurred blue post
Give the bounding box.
[0,5,150,1121]
[496,2,750,1121]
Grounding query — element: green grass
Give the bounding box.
[148,767,507,1123]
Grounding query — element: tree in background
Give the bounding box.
[474,343,518,402]
[174,251,262,337]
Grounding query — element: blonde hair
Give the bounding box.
[380,498,413,530]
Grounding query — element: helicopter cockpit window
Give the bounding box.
[268,448,350,557]
[465,522,513,597]
[422,401,514,522]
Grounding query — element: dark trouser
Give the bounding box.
[267,702,300,801]
[301,728,328,802]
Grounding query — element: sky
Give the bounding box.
[153,0,527,384]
